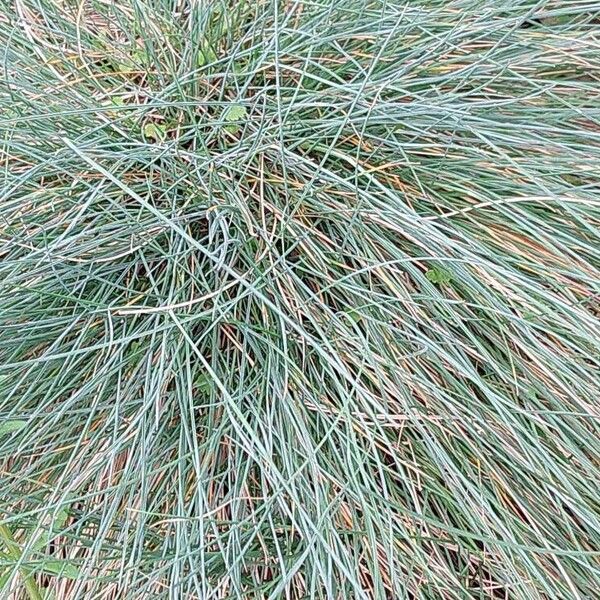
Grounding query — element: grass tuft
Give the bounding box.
[1,0,600,598]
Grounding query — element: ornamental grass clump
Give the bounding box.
[1,1,599,598]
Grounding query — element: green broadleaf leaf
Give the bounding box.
[39,560,80,580]
[222,104,246,134]
[143,123,166,142]
[33,502,72,551]
[344,309,362,324]
[425,267,453,285]
[0,421,27,438]
[223,104,247,122]
[195,373,212,396]
[197,45,217,67]
[0,569,12,592]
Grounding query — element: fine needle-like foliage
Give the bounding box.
[1,0,600,598]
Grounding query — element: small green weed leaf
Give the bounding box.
[114,52,136,72]
[195,374,212,396]
[222,104,246,134]
[0,570,11,591]
[344,309,362,324]
[132,47,148,65]
[425,267,453,285]
[33,502,72,551]
[129,340,142,354]
[115,46,149,71]
[143,123,166,142]
[0,421,27,438]
[224,104,247,122]
[197,45,217,67]
[39,560,80,580]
